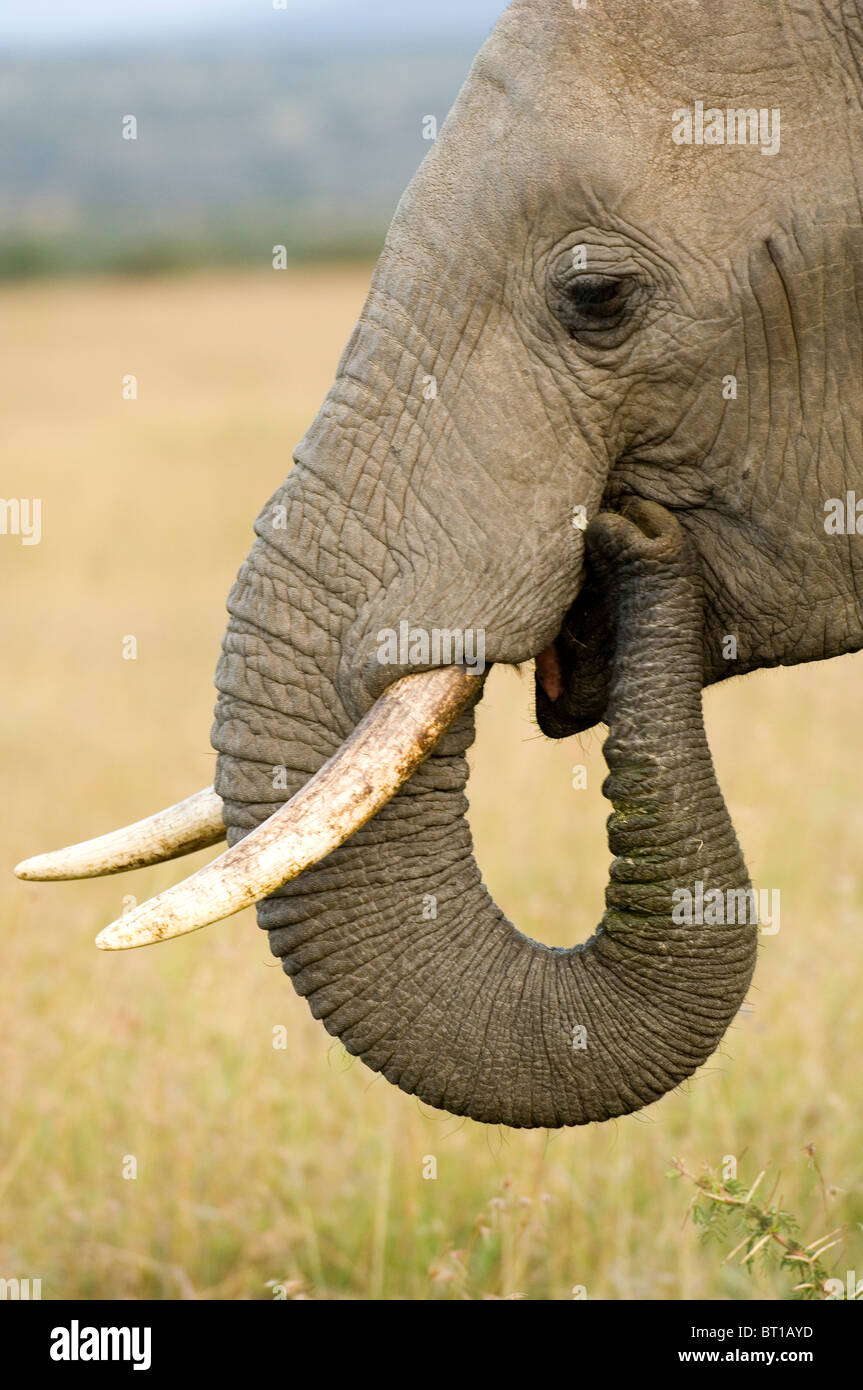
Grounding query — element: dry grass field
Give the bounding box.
[2,267,862,1300]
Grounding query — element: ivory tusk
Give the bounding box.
[95,666,484,951]
[14,786,226,882]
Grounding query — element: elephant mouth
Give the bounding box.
[535,539,615,738]
[535,488,687,736]
[534,642,564,703]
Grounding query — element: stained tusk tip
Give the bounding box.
[95,926,123,951]
[11,787,225,883]
[95,923,145,951]
[15,858,48,881]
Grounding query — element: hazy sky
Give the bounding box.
[0,0,510,48]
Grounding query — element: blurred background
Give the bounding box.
[0,0,505,276]
[2,0,862,1302]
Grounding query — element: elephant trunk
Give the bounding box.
[19,492,757,1125]
[233,500,756,1128]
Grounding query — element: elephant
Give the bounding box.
[16,0,863,1128]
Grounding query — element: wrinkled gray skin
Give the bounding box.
[212,0,863,1127]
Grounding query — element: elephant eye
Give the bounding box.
[569,276,630,318]
[548,267,641,345]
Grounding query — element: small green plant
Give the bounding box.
[670,1153,849,1299]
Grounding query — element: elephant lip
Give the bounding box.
[535,642,564,702]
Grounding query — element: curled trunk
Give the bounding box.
[215,501,757,1128]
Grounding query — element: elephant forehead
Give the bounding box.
[434,0,857,255]
[500,0,823,76]
[484,0,847,158]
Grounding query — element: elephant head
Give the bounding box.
[17,0,863,1127]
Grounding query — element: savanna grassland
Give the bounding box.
[2,267,862,1300]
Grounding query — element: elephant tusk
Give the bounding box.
[94,666,484,951]
[14,786,226,881]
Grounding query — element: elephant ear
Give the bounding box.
[535,548,614,738]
